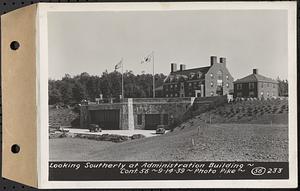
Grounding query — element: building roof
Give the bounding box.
[171,66,211,76]
[164,66,211,83]
[234,73,278,84]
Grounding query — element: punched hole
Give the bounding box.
[11,144,20,154]
[10,41,20,50]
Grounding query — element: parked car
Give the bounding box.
[89,124,102,132]
[156,126,166,134]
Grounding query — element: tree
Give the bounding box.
[48,79,62,105]
[72,81,88,103]
[277,77,288,96]
[48,71,167,105]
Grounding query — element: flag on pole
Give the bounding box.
[141,51,155,98]
[115,59,123,70]
[141,53,153,64]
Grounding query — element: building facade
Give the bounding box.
[233,69,279,99]
[163,56,234,97]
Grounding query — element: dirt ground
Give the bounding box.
[50,123,288,161]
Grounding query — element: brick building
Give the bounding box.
[163,56,234,97]
[233,69,278,99]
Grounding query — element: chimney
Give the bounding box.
[171,63,177,73]
[253,69,258,74]
[210,56,217,66]
[180,64,186,71]
[220,57,226,67]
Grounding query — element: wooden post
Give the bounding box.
[191,138,195,146]
[271,120,273,127]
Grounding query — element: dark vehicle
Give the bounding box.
[156,126,166,134]
[89,124,102,132]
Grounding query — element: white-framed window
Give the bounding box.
[189,73,195,79]
[210,82,214,87]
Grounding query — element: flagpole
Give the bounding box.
[121,58,124,100]
[152,51,155,98]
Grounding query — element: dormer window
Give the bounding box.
[169,75,174,82]
[189,73,195,79]
[198,72,202,78]
[210,73,214,78]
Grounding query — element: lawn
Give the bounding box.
[50,123,288,161]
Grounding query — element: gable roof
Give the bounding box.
[234,73,278,84]
[171,66,211,76]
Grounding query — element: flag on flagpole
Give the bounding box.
[115,59,123,70]
[141,51,155,97]
[141,53,153,64]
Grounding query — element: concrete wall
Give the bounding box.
[80,98,193,130]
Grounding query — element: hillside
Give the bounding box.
[50,98,289,161]
[193,98,288,124]
[49,106,79,127]
[50,122,288,161]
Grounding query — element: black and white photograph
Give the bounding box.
[48,5,289,162]
[0,1,297,189]
[41,2,296,188]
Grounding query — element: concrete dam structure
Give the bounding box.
[80,96,227,130]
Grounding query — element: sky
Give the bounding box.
[48,10,288,80]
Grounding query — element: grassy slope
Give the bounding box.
[195,99,288,124]
[50,122,288,161]
[50,99,289,161]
